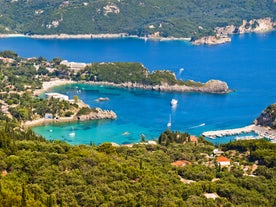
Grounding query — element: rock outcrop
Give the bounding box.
[86,79,231,94]
[24,108,117,128]
[192,17,276,45]
[255,103,276,129]
[192,35,231,45]
[201,80,230,93]
[77,108,117,121]
[238,18,275,34]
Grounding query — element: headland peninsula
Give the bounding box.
[0,50,230,129]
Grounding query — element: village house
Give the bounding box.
[216,156,230,167]
[190,135,198,143]
[44,113,53,119]
[213,148,224,156]
[171,160,191,167]
[45,92,69,101]
[60,60,87,72]
[0,57,14,64]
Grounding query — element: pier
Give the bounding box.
[202,124,276,143]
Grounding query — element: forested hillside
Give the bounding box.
[0,0,275,37]
[0,125,275,207]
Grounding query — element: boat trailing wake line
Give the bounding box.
[189,123,205,129]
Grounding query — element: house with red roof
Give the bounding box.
[171,160,191,167]
[216,156,230,167]
[190,135,198,143]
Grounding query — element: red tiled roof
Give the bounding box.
[216,156,230,162]
[171,160,191,167]
[190,135,198,142]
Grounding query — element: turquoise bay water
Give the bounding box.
[0,32,276,144]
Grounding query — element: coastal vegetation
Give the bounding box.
[0,51,117,124]
[75,62,182,86]
[0,126,275,206]
[0,0,275,38]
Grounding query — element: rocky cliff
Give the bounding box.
[87,79,230,94]
[77,108,117,121]
[192,36,231,45]
[255,103,276,129]
[193,18,276,45]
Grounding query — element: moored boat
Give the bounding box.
[170,99,178,106]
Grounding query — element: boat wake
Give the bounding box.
[189,123,205,129]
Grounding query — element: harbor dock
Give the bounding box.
[202,124,276,143]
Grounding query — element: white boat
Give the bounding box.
[167,115,172,128]
[69,127,75,137]
[170,99,178,106]
[95,97,109,102]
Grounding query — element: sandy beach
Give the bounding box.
[34,79,76,96]
[0,34,26,38]
[29,33,128,39]
[23,117,76,128]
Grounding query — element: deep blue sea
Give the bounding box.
[0,32,275,145]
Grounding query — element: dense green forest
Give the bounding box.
[0,0,275,37]
[74,62,200,86]
[0,124,275,207]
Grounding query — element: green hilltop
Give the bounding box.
[0,0,275,37]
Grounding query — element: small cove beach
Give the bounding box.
[34,79,76,96]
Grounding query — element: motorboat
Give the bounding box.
[170,99,178,106]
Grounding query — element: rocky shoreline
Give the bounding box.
[82,79,231,94]
[192,17,276,45]
[0,18,274,45]
[0,33,191,42]
[23,108,117,128]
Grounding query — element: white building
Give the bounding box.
[216,156,231,167]
[45,93,69,101]
[60,60,86,71]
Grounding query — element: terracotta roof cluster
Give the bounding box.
[171,160,191,167]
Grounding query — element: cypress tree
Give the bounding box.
[21,184,27,207]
